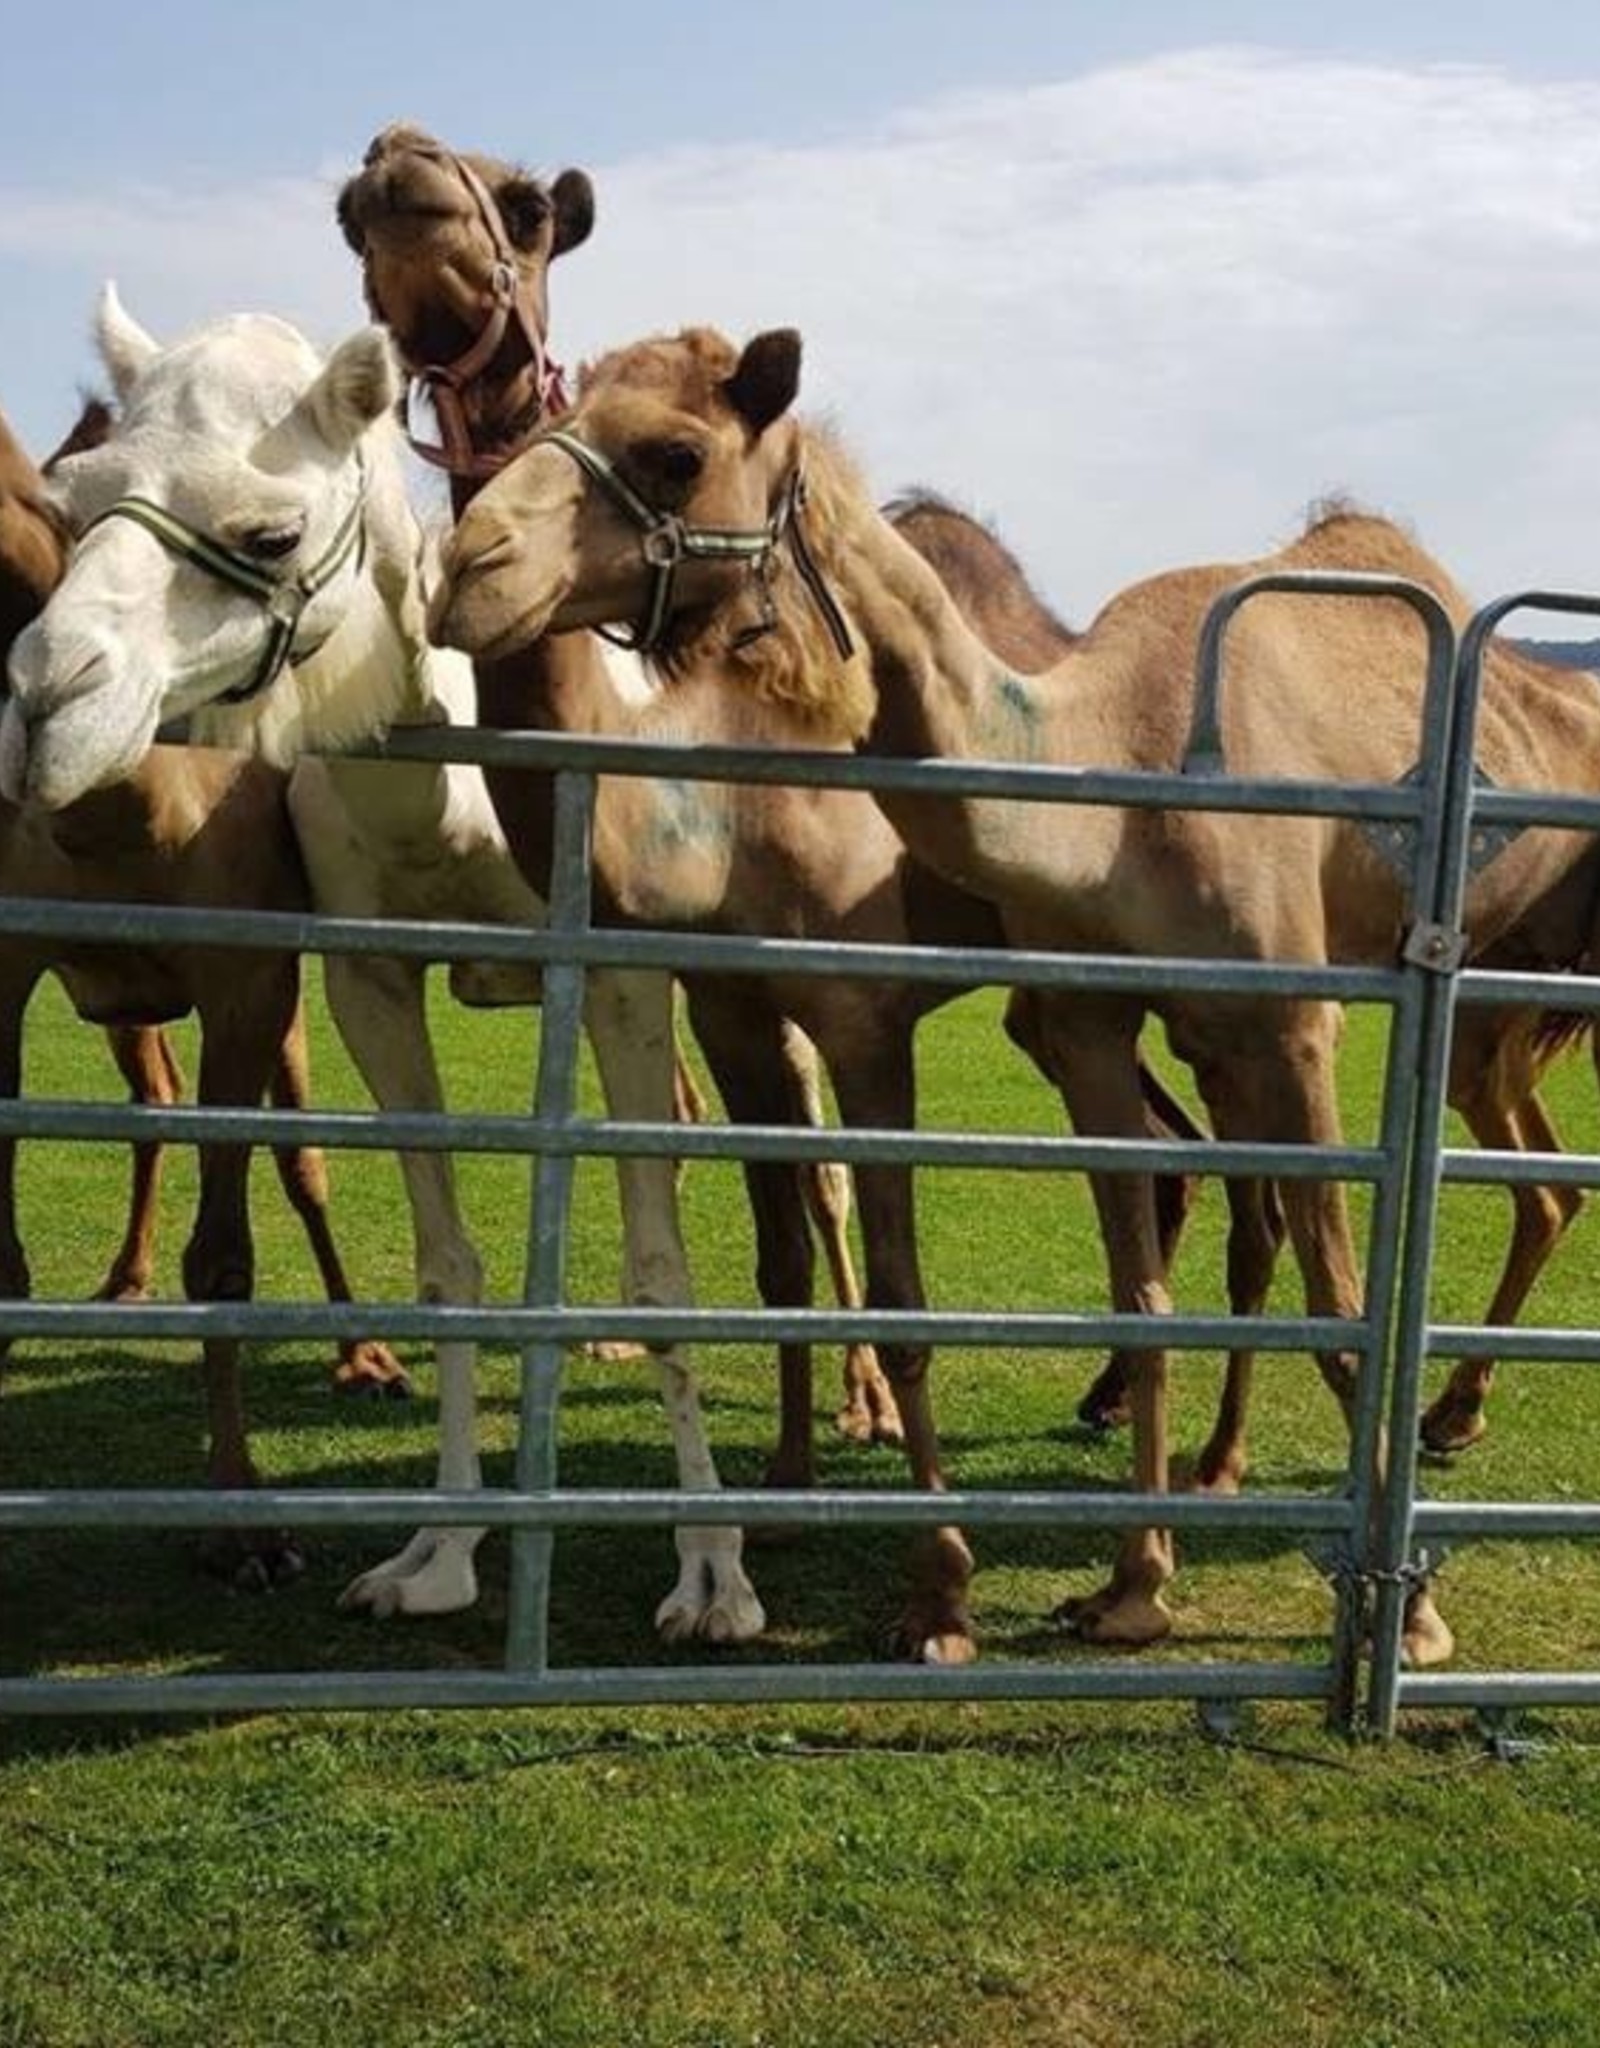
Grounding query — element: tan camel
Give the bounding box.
[0,398,406,1577]
[430,325,1600,1665]
[337,125,1210,1530]
[340,122,900,1450]
[895,489,1596,1474]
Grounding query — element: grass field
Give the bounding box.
[3,970,1600,2046]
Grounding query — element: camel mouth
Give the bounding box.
[427,541,555,661]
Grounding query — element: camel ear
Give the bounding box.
[299,327,400,454]
[723,329,801,437]
[551,169,595,258]
[95,283,160,402]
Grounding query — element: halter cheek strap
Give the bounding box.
[81,467,367,706]
[541,428,855,661]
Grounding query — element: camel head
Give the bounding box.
[3,288,400,809]
[338,123,594,469]
[430,325,807,665]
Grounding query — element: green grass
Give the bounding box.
[4,973,1600,2045]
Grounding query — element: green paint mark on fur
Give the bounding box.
[651,779,732,857]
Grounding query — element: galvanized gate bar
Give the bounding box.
[0,572,1462,1725]
[0,1098,1388,1178]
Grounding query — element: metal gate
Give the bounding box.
[0,569,1589,1735]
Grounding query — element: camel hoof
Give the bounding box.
[93,1277,153,1305]
[1054,1584,1173,1647]
[202,1530,305,1593]
[1400,1591,1455,1670]
[655,1550,766,1646]
[580,1338,651,1363]
[334,1341,412,1400]
[1184,1455,1247,1498]
[1419,1398,1487,1458]
[1074,1390,1132,1435]
[888,1611,976,1665]
[340,1544,479,1618]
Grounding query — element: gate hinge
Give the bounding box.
[1403,920,1467,974]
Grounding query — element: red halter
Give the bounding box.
[398,153,569,479]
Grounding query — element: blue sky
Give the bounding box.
[7,6,1600,612]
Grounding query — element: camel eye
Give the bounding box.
[637,439,704,492]
[238,523,303,562]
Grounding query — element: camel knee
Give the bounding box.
[418,1234,484,1308]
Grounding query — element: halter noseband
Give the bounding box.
[540,428,855,661]
[81,466,367,706]
[391,149,569,480]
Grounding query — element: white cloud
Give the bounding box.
[5,48,1600,616]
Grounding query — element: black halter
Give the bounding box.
[540,428,855,661]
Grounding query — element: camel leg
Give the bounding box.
[1004,1001,1193,1436]
[189,973,305,1591]
[264,997,410,1399]
[780,1018,902,1449]
[1042,1007,1175,1646]
[817,1017,973,1664]
[585,1003,708,1365]
[330,954,486,1619]
[687,985,816,1494]
[1422,1093,1578,1455]
[95,1024,183,1303]
[1187,1176,1287,1495]
[1215,1005,1452,1670]
[590,968,763,1642]
[0,968,39,1363]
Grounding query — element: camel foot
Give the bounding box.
[1419,1393,1488,1458]
[833,1394,906,1448]
[655,1535,765,1645]
[1075,1359,1132,1435]
[1184,1448,1247,1497]
[1054,1580,1173,1647]
[333,1340,412,1399]
[341,1530,480,1617]
[1400,1588,1455,1670]
[889,1609,977,1665]
[92,1275,152,1305]
[581,1338,650,1363]
[200,1527,306,1593]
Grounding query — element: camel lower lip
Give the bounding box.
[436,597,545,663]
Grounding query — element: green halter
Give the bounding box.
[80,468,367,705]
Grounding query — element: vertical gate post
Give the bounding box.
[504,767,595,1674]
[1188,575,1458,1734]
[1366,606,1499,1736]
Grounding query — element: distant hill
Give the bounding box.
[1514,638,1600,672]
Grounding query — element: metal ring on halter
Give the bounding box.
[641,519,687,569]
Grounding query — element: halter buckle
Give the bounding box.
[641,517,687,569]
[264,583,310,634]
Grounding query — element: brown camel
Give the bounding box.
[339,121,906,1452]
[896,489,1595,1474]
[0,399,405,1577]
[431,325,1600,1666]
[338,126,1209,1548]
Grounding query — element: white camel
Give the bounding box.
[5,292,763,1643]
